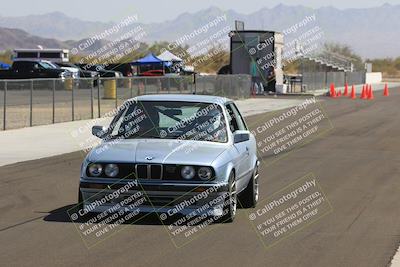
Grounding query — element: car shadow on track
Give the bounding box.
[43,204,201,226]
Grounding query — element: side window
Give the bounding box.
[226,103,246,132]
[230,103,248,130]
[225,104,241,132]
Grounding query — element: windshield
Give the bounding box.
[107,101,228,143]
[39,62,57,69]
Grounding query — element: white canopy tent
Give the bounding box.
[157,50,183,62]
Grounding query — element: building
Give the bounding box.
[13,49,70,63]
[229,30,284,92]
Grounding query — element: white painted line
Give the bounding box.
[391,246,400,267]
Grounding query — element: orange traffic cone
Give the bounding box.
[330,83,336,98]
[383,84,389,96]
[337,90,342,97]
[344,83,349,96]
[360,85,367,99]
[368,85,374,100]
[350,85,356,99]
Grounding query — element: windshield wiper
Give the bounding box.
[124,133,162,139]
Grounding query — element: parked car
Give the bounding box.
[52,62,79,79]
[0,60,71,80]
[140,69,164,76]
[104,63,134,77]
[78,94,259,222]
[55,62,100,87]
[55,62,99,79]
[78,64,123,78]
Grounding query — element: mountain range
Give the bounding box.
[0,4,399,58]
[0,27,113,55]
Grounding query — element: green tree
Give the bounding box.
[0,50,12,64]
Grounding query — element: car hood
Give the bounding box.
[87,139,228,166]
[61,67,79,73]
[46,68,65,74]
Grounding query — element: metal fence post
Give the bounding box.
[192,73,197,94]
[30,80,33,127]
[115,80,118,109]
[90,79,94,119]
[3,81,6,130]
[130,78,133,98]
[97,78,101,118]
[72,82,75,121]
[52,80,55,124]
[325,71,328,90]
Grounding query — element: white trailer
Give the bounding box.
[13,49,70,63]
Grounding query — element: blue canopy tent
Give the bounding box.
[132,53,169,75]
[0,62,11,69]
[133,53,164,65]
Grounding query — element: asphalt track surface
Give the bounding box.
[1,89,400,267]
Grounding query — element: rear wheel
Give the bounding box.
[239,166,259,208]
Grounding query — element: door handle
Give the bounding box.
[245,147,250,155]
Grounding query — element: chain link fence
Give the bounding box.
[302,71,366,92]
[0,74,251,130]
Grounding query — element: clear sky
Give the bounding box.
[1,0,400,23]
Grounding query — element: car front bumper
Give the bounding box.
[79,180,229,217]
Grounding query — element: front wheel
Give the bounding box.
[238,166,259,208]
[77,189,83,210]
[217,172,237,223]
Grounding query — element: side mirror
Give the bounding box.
[92,126,107,138]
[233,130,250,144]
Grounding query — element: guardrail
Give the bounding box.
[0,75,251,130]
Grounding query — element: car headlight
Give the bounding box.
[88,163,103,177]
[105,164,119,178]
[181,166,195,180]
[198,167,212,181]
[60,71,72,78]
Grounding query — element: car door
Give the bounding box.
[14,61,33,79]
[225,103,252,190]
[230,102,254,175]
[34,63,48,79]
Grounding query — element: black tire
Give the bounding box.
[76,190,97,221]
[217,172,237,223]
[77,189,84,210]
[238,166,259,208]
